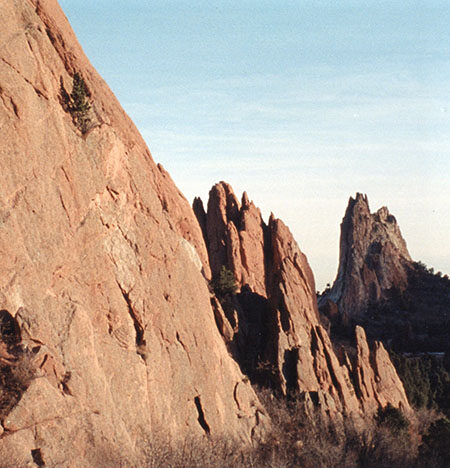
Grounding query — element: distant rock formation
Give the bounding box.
[320,193,450,353]
[195,183,411,417]
[322,193,413,322]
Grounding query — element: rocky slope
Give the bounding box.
[195,183,411,416]
[0,1,266,465]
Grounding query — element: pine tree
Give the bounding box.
[213,265,237,297]
[60,72,92,133]
[70,73,91,115]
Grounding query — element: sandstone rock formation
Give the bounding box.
[198,182,267,297]
[195,184,411,418]
[322,193,413,321]
[353,326,411,413]
[320,193,450,354]
[0,1,265,465]
[0,1,414,464]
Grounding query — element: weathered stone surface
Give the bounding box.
[323,193,412,321]
[354,326,411,413]
[238,193,267,296]
[199,182,267,296]
[0,0,266,463]
[265,215,360,413]
[205,182,241,280]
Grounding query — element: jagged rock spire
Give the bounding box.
[325,193,412,320]
[196,185,411,416]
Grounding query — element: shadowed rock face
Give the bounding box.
[196,184,411,418]
[324,193,413,322]
[0,1,266,465]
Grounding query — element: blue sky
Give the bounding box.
[59,0,450,289]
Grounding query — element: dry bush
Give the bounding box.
[256,389,358,468]
[255,388,426,468]
[137,435,260,468]
[68,391,450,468]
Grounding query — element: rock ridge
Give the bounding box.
[195,184,411,418]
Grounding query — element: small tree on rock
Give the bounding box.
[60,72,92,133]
[212,266,237,297]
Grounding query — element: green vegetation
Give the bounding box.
[391,352,450,418]
[60,72,92,133]
[212,265,237,297]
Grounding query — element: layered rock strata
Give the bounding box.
[0,1,265,465]
[195,183,411,417]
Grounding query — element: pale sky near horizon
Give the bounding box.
[59,0,450,289]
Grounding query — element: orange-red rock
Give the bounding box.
[354,326,410,413]
[0,1,265,465]
[198,184,411,417]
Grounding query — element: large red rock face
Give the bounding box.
[0,1,266,465]
[196,184,411,418]
[323,193,413,321]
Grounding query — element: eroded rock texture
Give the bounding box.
[0,1,265,465]
[195,183,411,418]
[323,193,413,322]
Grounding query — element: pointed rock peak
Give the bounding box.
[353,324,411,413]
[208,181,240,217]
[241,191,250,208]
[202,182,267,295]
[354,192,369,205]
[345,192,370,219]
[193,196,205,214]
[324,193,413,319]
[355,325,368,348]
[348,192,369,210]
[212,181,237,199]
